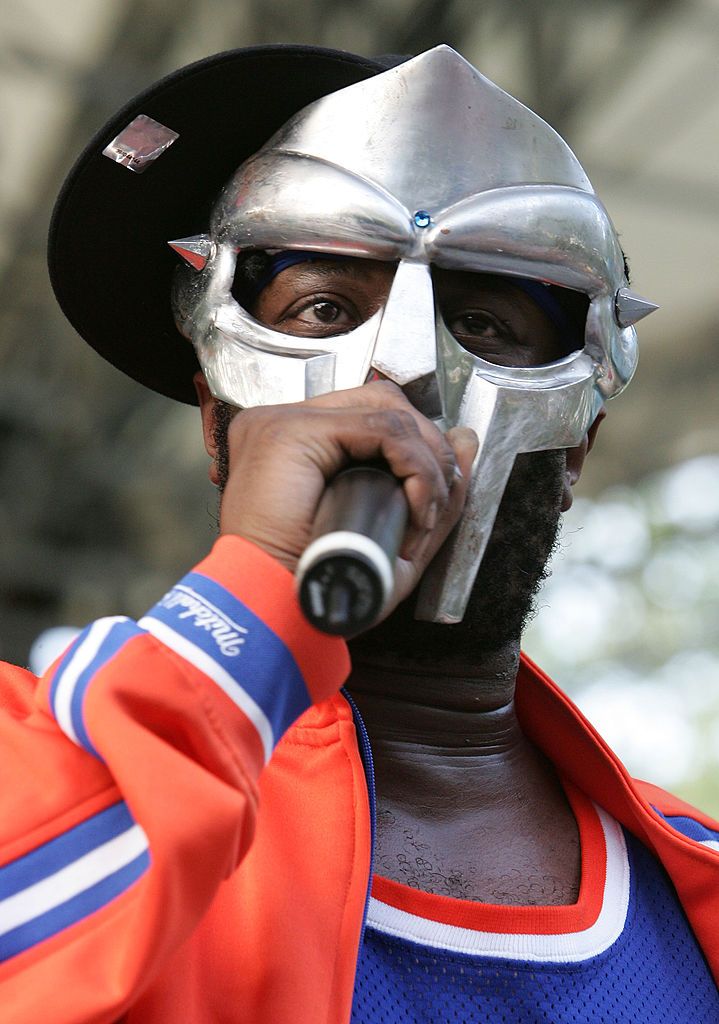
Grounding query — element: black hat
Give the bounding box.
[48,45,387,405]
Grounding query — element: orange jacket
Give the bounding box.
[1,535,718,1023]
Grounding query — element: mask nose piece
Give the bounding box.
[370,260,441,418]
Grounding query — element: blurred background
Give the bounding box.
[0,0,717,810]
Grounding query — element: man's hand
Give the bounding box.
[217,380,478,623]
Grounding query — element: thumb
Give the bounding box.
[445,426,479,483]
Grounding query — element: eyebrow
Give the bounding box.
[285,258,377,279]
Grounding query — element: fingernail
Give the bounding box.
[452,463,464,482]
[426,500,438,531]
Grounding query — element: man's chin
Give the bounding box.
[348,563,535,667]
[349,448,566,667]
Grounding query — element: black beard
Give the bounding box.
[348,448,566,665]
[212,400,235,496]
[211,401,565,661]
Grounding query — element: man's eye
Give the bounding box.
[282,296,359,335]
[448,310,514,343]
[299,300,344,324]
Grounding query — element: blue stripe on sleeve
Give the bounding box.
[144,571,311,746]
[68,620,145,758]
[48,617,144,758]
[0,802,135,899]
[0,801,150,962]
[0,848,150,962]
[654,809,719,844]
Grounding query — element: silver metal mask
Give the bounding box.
[170,45,657,623]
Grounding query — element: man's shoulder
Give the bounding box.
[516,655,719,846]
[634,779,719,844]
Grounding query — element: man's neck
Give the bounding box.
[346,642,581,906]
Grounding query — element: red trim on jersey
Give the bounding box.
[371,781,606,935]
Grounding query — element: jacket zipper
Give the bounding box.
[341,687,376,952]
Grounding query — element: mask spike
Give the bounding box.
[615,288,659,328]
[168,234,212,271]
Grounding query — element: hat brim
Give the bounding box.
[48,45,386,404]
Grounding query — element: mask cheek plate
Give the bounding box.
[204,331,338,407]
[416,344,602,623]
[190,284,384,406]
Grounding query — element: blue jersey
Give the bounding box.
[352,785,719,1022]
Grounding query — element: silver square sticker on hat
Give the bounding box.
[102,114,179,173]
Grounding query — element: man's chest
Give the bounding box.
[354,810,719,1023]
[373,800,581,906]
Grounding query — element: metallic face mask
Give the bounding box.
[170,45,656,624]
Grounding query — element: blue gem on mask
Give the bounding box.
[413,210,432,228]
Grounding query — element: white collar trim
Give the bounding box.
[365,805,630,963]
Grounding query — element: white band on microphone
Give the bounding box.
[296,530,395,605]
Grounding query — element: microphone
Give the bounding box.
[296,465,408,636]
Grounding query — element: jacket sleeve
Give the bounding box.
[0,535,350,1023]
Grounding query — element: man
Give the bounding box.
[2,43,718,1023]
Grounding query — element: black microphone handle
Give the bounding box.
[296,466,409,636]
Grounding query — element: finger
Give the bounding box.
[445,426,479,484]
[223,394,463,577]
[433,427,479,536]
[323,408,450,544]
[226,401,450,524]
[396,426,477,560]
[308,380,457,487]
[393,426,478,597]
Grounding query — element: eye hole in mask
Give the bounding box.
[232,251,397,338]
[231,250,587,368]
[432,267,587,369]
